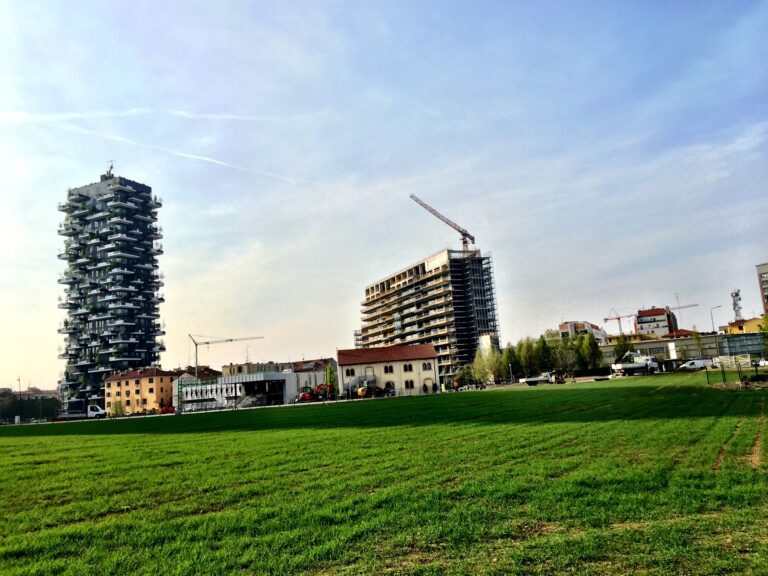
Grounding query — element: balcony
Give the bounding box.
[108,216,131,225]
[106,319,136,327]
[109,267,134,275]
[108,302,139,310]
[87,262,110,271]
[108,337,139,344]
[107,183,136,193]
[57,300,76,310]
[86,211,109,221]
[107,200,138,209]
[106,251,138,259]
[108,233,136,242]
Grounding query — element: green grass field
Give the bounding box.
[2,373,768,575]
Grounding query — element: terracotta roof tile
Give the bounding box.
[105,367,177,382]
[338,344,437,366]
[637,307,668,317]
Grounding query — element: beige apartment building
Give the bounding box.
[758,262,768,315]
[360,249,499,386]
[104,367,176,414]
[338,344,439,396]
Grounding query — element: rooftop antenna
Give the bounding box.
[731,288,743,322]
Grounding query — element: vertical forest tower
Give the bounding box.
[57,169,165,409]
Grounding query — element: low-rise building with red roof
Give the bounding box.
[337,344,438,397]
[635,306,679,337]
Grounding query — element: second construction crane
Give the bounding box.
[410,194,475,251]
[188,334,264,379]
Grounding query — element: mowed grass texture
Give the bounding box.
[2,374,768,575]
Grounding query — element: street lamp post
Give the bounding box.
[17,376,21,425]
[710,305,723,357]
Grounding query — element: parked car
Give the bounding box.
[759,358,768,367]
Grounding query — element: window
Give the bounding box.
[384,365,393,374]
[345,368,356,377]
[116,391,121,397]
[160,387,163,393]
[148,377,154,384]
[106,382,111,389]
[422,362,432,371]
[135,379,140,385]
[125,390,131,397]
[125,400,131,406]
[106,392,111,398]
[142,399,147,406]
[160,377,164,383]
[237,366,243,374]
[405,380,415,389]
[107,402,111,408]
[117,381,122,387]
[148,387,154,394]
[404,364,413,373]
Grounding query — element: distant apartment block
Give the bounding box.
[757,262,768,315]
[360,248,499,386]
[558,320,607,342]
[635,307,678,337]
[104,368,175,415]
[57,170,165,410]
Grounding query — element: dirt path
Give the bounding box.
[714,417,744,472]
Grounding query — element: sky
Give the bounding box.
[1,1,767,390]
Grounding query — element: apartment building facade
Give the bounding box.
[104,368,176,415]
[635,307,679,337]
[360,249,499,386]
[757,262,768,315]
[57,170,165,410]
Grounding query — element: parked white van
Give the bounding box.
[678,359,711,371]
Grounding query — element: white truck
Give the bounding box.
[611,352,659,377]
[55,405,107,421]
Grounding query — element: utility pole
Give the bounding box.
[710,305,723,357]
[16,376,21,425]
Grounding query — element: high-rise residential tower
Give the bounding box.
[360,248,499,386]
[57,169,165,410]
[757,262,768,316]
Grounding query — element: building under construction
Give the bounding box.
[360,248,499,386]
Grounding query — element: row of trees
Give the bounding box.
[458,332,605,385]
[0,389,61,421]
